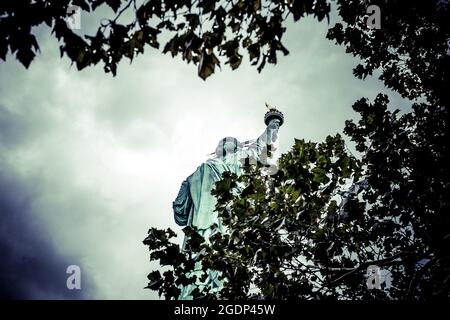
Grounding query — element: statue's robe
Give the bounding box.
[172,124,279,299]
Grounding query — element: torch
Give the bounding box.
[264,102,284,127]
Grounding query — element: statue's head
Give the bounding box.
[215,137,242,157]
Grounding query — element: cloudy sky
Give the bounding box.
[0,5,408,299]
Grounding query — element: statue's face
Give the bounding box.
[223,141,236,154]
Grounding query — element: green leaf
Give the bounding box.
[198,51,220,80]
[146,270,163,290]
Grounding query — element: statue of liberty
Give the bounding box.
[172,105,284,299]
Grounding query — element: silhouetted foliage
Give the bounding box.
[0,0,330,78]
[327,0,449,106]
[143,0,449,300]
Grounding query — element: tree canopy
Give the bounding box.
[1,0,331,79]
[143,0,450,300]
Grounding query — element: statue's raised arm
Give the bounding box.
[241,105,284,164]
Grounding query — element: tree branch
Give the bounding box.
[327,251,412,287]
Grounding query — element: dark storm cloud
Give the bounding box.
[0,167,93,299]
